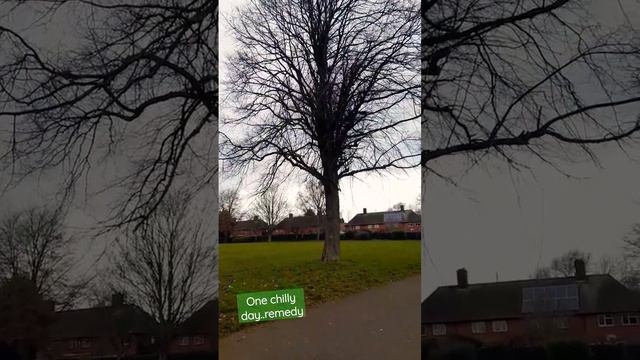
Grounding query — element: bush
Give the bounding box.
[443,347,476,360]
[547,341,590,360]
[355,231,371,240]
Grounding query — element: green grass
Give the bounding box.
[219,240,420,336]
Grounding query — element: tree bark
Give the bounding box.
[321,178,340,262]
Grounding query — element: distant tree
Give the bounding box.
[0,275,54,360]
[219,186,242,243]
[109,191,216,360]
[621,224,640,289]
[297,179,326,240]
[253,186,289,242]
[0,207,80,308]
[391,202,405,211]
[532,267,553,279]
[532,250,592,278]
[303,209,316,217]
[550,250,592,277]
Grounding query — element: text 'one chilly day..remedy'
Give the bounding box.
[236,288,305,323]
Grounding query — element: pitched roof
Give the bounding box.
[49,304,158,339]
[422,274,640,324]
[347,210,421,226]
[175,299,218,335]
[234,218,268,231]
[276,215,343,229]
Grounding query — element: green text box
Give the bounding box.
[237,288,305,323]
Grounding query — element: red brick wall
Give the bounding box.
[346,223,421,233]
[168,335,213,354]
[424,314,640,346]
[46,336,141,359]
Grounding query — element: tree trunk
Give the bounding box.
[321,178,340,262]
[268,230,272,242]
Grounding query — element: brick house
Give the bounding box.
[422,260,640,347]
[345,205,421,233]
[43,294,158,359]
[169,299,218,358]
[232,216,268,239]
[273,213,345,238]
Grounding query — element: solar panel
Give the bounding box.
[521,285,579,313]
[383,212,403,223]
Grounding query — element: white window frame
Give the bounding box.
[623,313,640,326]
[492,320,508,333]
[80,338,91,348]
[471,321,486,334]
[193,336,205,345]
[432,324,447,336]
[554,317,569,329]
[178,336,190,346]
[598,314,615,327]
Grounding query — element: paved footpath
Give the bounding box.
[219,275,420,360]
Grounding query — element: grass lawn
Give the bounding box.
[219,240,420,336]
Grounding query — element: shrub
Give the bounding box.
[547,341,590,360]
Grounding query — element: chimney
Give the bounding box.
[400,204,405,211]
[457,268,468,289]
[574,259,586,280]
[289,213,293,218]
[112,292,125,307]
[363,208,367,214]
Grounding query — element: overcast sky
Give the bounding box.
[422,0,640,299]
[218,0,421,222]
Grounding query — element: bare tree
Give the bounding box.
[422,2,640,176]
[531,266,553,280]
[223,0,420,261]
[0,1,218,230]
[109,191,216,360]
[219,186,242,243]
[550,250,592,277]
[253,185,289,242]
[0,207,80,308]
[297,179,325,240]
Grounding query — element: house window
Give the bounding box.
[623,313,640,326]
[598,314,615,327]
[492,320,508,333]
[554,317,569,329]
[432,324,446,336]
[178,336,190,346]
[367,224,374,229]
[68,340,80,350]
[80,338,91,348]
[193,336,205,345]
[421,325,427,336]
[471,321,486,334]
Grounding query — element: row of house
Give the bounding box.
[37,295,217,360]
[232,205,421,239]
[422,260,640,351]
